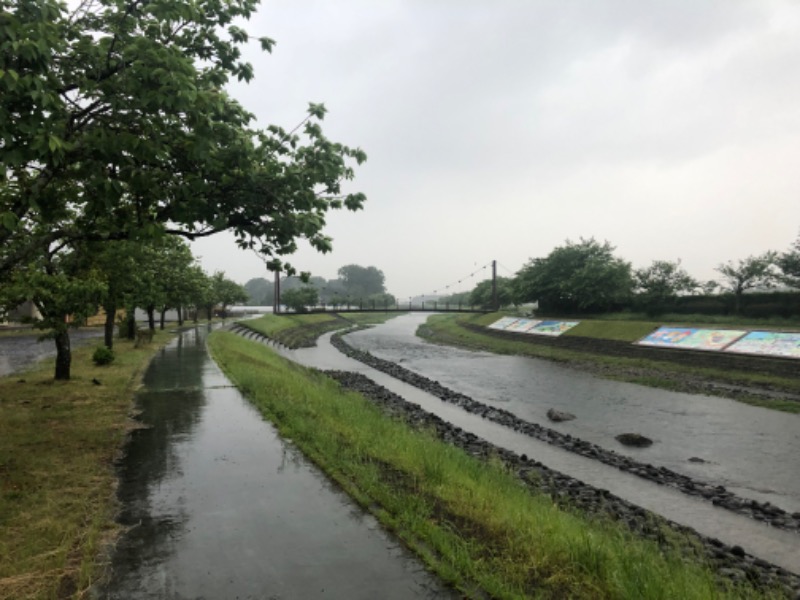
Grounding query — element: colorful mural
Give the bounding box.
[725,331,800,359]
[506,319,541,332]
[486,318,578,336]
[637,327,747,351]
[678,329,747,350]
[528,321,579,336]
[487,317,520,330]
[639,327,696,346]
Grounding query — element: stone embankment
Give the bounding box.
[323,369,800,596]
[330,331,800,535]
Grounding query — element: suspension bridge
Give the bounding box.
[272,260,506,314]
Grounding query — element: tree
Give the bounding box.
[634,260,698,315]
[210,272,248,318]
[1,0,367,282]
[282,286,319,313]
[243,277,275,306]
[777,233,800,289]
[0,244,104,380]
[513,238,633,313]
[715,253,778,313]
[337,265,386,299]
[470,277,514,309]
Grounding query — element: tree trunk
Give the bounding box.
[206,304,214,321]
[159,306,166,330]
[193,307,198,324]
[147,305,155,330]
[126,310,136,340]
[177,304,184,326]
[103,302,116,349]
[54,329,71,381]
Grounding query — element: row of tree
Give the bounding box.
[1,1,366,379]
[0,236,247,378]
[446,236,800,316]
[244,264,395,311]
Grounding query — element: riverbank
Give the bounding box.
[0,330,175,600]
[419,312,800,413]
[237,311,398,347]
[210,329,785,599]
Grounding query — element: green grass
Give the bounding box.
[567,320,659,341]
[239,311,400,347]
[0,331,175,600]
[208,331,776,599]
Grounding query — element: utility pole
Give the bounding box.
[491,260,498,311]
[273,268,281,314]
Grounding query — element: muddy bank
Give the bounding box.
[323,369,800,596]
[330,330,800,535]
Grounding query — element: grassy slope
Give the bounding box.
[0,331,174,600]
[239,312,398,347]
[208,331,771,600]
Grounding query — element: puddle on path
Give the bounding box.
[97,326,455,599]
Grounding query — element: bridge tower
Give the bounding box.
[491,260,498,311]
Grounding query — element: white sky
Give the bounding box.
[192,0,800,299]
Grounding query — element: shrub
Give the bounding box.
[92,346,115,366]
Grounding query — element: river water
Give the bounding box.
[97,325,456,599]
[344,313,800,514]
[281,314,800,574]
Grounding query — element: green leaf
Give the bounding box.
[308,102,327,120]
[258,36,276,52]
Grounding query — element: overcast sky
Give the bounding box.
[191,0,800,299]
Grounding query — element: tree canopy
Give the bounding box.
[513,238,633,313]
[337,265,386,299]
[1,0,367,281]
[634,260,698,315]
[715,253,778,313]
[777,233,800,289]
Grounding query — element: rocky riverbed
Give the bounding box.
[330,331,800,535]
[323,369,800,596]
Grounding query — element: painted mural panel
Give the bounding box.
[725,331,800,359]
[488,317,520,330]
[528,321,579,336]
[674,329,747,351]
[505,319,541,332]
[638,327,697,347]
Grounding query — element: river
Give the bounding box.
[280,313,800,574]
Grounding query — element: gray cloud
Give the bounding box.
[195,1,800,298]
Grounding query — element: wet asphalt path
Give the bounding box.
[0,328,104,377]
[97,325,455,600]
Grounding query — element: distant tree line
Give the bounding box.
[244,264,395,312]
[453,233,800,318]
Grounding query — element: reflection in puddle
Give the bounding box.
[99,326,456,599]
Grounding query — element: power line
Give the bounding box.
[417,261,493,298]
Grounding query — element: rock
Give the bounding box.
[688,456,706,463]
[546,408,576,422]
[615,433,653,448]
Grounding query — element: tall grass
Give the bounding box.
[0,331,174,600]
[209,331,771,599]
